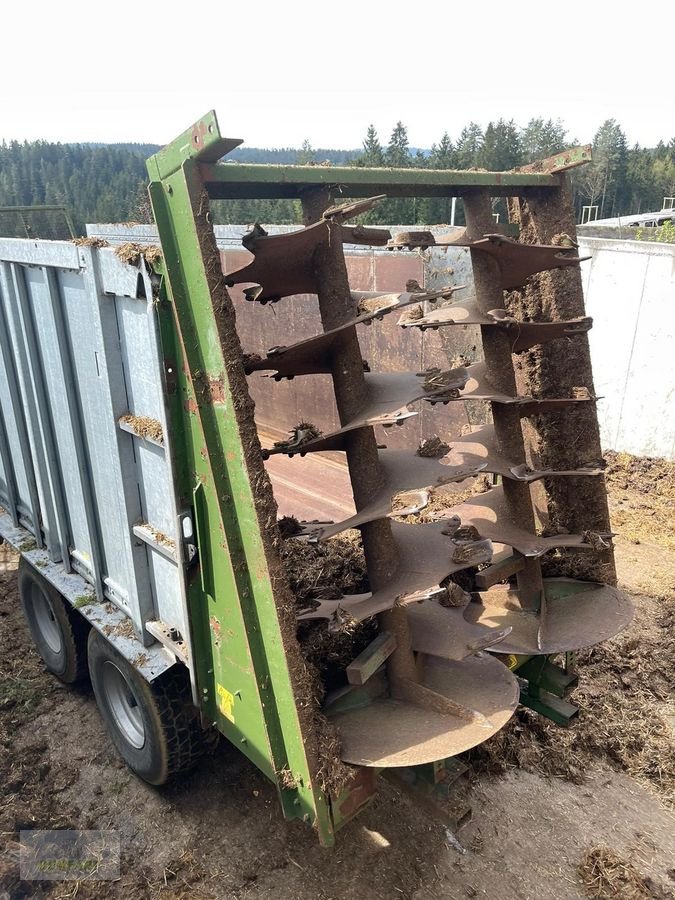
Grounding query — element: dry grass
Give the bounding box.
[605,451,675,552]
[281,531,368,606]
[417,435,450,458]
[578,846,672,899]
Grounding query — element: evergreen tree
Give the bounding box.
[429,133,455,169]
[385,122,411,168]
[521,118,567,163]
[479,119,522,171]
[297,139,315,165]
[358,125,384,167]
[455,123,484,169]
[380,122,412,223]
[580,119,629,218]
[418,133,457,225]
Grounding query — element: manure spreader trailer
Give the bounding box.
[0,112,632,845]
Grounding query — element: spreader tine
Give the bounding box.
[461,362,595,413]
[440,485,613,558]
[245,287,464,378]
[322,195,387,221]
[225,220,393,303]
[387,230,588,289]
[433,232,589,290]
[445,424,603,481]
[298,449,486,540]
[297,520,493,623]
[400,298,593,351]
[330,653,519,766]
[465,578,634,655]
[264,370,470,458]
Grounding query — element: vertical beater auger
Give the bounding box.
[146,113,633,842]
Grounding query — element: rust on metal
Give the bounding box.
[466,578,634,655]
[400,297,592,353]
[330,654,519,767]
[297,448,485,541]
[297,519,493,623]
[442,485,612,558]
[444,424,603,482]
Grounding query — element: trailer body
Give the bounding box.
[0,241,186,681]
[0,113,633,847]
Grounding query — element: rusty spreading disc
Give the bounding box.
[440,485,610,558]
[466,578,634,655]
[406,598,512,660]
[330,653,520,767]
[298,449,485,541]
[399,297,592,352]
[297,519,493,623]
[264,370,469,458]
[246,287,461,378]
[444,424,603,482]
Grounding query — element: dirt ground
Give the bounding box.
[1,460,674,899]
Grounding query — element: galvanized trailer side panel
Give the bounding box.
[0,238,190,681]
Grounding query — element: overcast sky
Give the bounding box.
[2,2,672,150]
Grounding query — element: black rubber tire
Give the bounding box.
[18,558,90,684]
[87,629,205,785]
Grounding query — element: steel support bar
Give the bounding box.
[146,147,335,844]
[0,401,19,525]
[43,267,105,600]
[517,144,592,174]
[203,162,563,200]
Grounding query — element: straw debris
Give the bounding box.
[115,241,162,267]
[357,296,396,316]
[278,515,304,539]
[72,236,109,248]
[273,422,322,452]
[578,846,671,899]
[119,414,164,444]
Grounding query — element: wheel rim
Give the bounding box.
[101,661,145,749]
[31,586,62,654]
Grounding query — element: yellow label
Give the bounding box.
[216,684,235,722]
[505,655,519,670]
